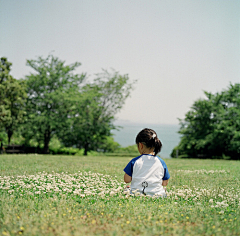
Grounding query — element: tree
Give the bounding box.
[97,136,121,153]
[23,55,85,153]
[0,57,26,144]
[172,83,240,159]
[59,70,135,155]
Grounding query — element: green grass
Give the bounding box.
[0,154,240,236]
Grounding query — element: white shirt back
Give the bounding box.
[123,154,170,196]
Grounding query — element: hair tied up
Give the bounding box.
[135,128,162,155]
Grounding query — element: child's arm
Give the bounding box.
[162,180,169,186]
[124,173,132,183]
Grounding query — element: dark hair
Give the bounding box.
[135,128,162,156]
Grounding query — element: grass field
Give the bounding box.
[0,154,240,236]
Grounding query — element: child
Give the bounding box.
[123,128,170,197]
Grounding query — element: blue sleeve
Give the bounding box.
[158,157,170,180]
[123,160,133,177]
[123,155,142,177]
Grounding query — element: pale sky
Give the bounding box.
[1,0,240,124]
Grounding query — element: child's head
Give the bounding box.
[135,128,162,156]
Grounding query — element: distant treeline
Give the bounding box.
[2,56,239,159]
[172,83,240,160]
[0,55,135,155]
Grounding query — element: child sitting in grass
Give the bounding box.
[123,128,170,197]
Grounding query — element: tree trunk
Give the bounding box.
[43,129,51,154]
[7,129,13,145]
[84,142,89,156]
[43,141,50,154]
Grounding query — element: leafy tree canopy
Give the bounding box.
[59,70,135,155]
[23,55,135,155]
[0,57,26,144]
[172,83,240,160]
[23,54,85,153]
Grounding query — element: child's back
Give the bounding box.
[123,128,170,197]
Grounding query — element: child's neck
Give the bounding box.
[141,151,155,155]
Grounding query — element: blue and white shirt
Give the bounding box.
[124,154,170,196]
